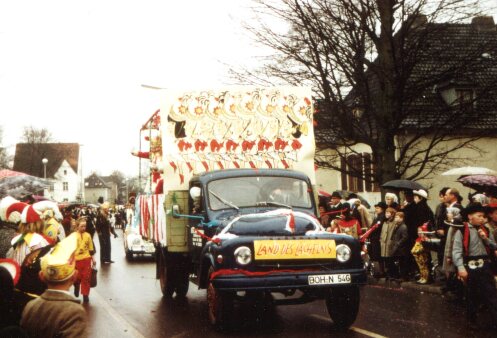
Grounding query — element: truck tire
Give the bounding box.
[207,267,233,330]
[325,286,360,331]
[159,256,175,298]
[175,270,190,298]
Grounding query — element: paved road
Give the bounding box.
[83,233,494,338]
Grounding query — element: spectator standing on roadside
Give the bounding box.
[369,202,387,277]
[21,234,88,338]
[435,188,450,264]
[95,203,117,264]
[390,212,410,281]
[380,207,397,279]
[385,193,399,210]
[452,203,497,329]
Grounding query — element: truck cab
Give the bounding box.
[157,169,366,330]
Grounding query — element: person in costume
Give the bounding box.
[0,258,36,334]
[327,203,362,239]
[42,208,65,243]
[452,203,497,329]
[20,233,88,338]
[6,203,50,266]
[73,217,96,303]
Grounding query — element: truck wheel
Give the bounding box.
[175,271,190,298]
[159,258,175,298]
[326,286,360,331]
[207,267,233,330]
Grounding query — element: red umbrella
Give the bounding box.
[0,169,28,180]
[457,174,497,195]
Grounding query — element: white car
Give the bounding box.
[123,225,156,260]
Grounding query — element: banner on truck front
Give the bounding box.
[159,87,316,191]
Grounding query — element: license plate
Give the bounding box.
[308,274,351,285]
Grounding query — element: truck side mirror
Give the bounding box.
[172,204,181,218]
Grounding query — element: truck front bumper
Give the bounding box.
[211,268,367,291]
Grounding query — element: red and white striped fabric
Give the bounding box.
[148,194,166,242]
[139,195,150,238]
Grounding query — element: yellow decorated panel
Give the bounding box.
[253,239,336,260]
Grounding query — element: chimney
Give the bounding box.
[471,16,496,32]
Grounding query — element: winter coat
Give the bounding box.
[390,223,409,257]
[380,219,396,257]
[21,289,88,338]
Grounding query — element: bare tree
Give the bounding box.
[0,127,12,169]
[234,0,497,188]
[22,126,52,144]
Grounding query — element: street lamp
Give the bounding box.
[42,158,48,179]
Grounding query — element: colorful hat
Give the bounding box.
[33,200,62,220]
[5,201,28,223]
[21,205,42,224]
[0,196,18,221]
[40,233,78,282]
[0,258,21,286]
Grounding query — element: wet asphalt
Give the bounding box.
[83,232,495,338]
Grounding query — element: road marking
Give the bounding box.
[310,314,388,338]
[91,289,146,338]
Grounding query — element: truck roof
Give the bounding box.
[192,168,312,184]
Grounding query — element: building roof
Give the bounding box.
[84,173,110,189]
[13,143,79,179]
[315,16,497,145]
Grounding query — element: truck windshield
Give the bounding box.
[207,176,313,211]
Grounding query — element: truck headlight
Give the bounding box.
[336,244,351,263]
[234,246,252,266]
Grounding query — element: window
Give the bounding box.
[63,182,69,191]
[455,89,474,109]
[64,170,67,175]
[340,153,379,193]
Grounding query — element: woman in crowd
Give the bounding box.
[385,193,399,210]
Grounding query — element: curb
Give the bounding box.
[368,277,444,295]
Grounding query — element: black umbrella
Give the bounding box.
[381,179,426,191]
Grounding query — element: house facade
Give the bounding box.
[84,173,111,204]
[13,143,81,202]
[315,16,497,209]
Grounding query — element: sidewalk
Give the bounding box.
[368,276,445,295]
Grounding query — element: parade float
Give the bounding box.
[133,87,366,330]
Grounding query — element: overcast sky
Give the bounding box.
[0,0,257,177]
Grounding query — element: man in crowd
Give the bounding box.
[452,203,497,329]
[95,202,117,264]
[21,233,88,337]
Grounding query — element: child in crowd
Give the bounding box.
[411,221,431,284]
[73,217,96,303]
[380,207,397,279]
[390,212,409,280]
